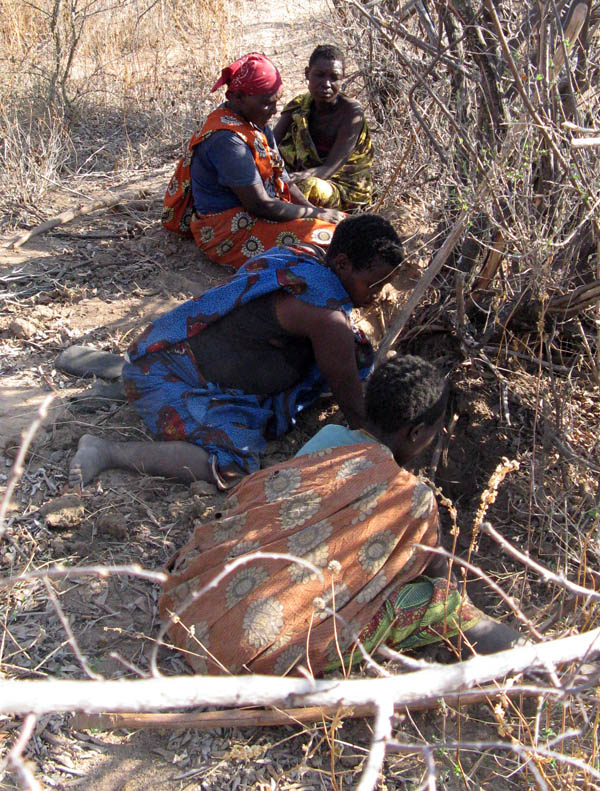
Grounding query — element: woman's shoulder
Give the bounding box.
[198,129,254,162]
[202,127,244,143]
[337,94,365,119]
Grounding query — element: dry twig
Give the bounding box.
[2,627,600,716]
[2,188,150,250]
[69,682,570,732]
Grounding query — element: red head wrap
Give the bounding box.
[210,52,282,97]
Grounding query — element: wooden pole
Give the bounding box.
[69,686,554,732]
[376,210,469,361]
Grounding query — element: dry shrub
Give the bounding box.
[330,0,600,787]
[338,0,600,305]
[0,0,232,226]
[3,1,600,789]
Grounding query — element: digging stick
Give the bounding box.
[376,210,469,361]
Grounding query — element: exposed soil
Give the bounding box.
[0,199,540,790]
[2,2,597,790]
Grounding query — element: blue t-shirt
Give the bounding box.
[191,123,288,214]
[295,425,378,457]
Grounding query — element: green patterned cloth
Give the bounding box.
[330,576,481,672]
[277,92,374,210]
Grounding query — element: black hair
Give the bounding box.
[308,45,345,69]
[326,213,404,272]
[365,355,448,433]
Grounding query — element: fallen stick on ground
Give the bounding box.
[2,627,599,717]
[1,188,151,250]
[71,704,373,731]
[69,685,562,732]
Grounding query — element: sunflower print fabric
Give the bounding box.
[159,441,480,676]
[162,106,337,270]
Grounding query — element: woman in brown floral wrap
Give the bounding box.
[162,52,345,270]
[159,356,520,676]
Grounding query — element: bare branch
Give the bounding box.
[1,714,42,791]
[0,395,54,543]
[416,544,545,640]
[480,521,600,602]
[69,683,570,731]
[43,578,103,680]
[0,564,168,588]
[356,698,394,791]
[150,551,324,676]
[2,627,600,716]
[377,211,469,359]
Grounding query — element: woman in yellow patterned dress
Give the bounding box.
[159,356,520,676]
[274,45,373,211]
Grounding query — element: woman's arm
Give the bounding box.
[288,182,314,207]
[273,110,293,144]
[230,182,345,224]
[200,131,342,222]
[290,101,364,183]
[275,294,365,429]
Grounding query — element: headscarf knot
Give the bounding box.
[211,52,282,97]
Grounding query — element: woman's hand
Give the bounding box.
[315,207,346,224]
[288,167,320,183]
[231,182,345,224]
[275,295,365,429]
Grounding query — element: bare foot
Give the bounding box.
[461,617,522,657]
[55,346,124,380]
[69,434,114,486]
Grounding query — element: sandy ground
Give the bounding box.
[0,2,574,789]
[0,0,336,447]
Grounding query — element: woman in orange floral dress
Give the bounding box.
[160,356,520,676]
[162,53,345,270]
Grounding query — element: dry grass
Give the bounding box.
[329,0,600,786]
[0,0,233,228]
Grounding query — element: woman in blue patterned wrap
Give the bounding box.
[69,214,403,489]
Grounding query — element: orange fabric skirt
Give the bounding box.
[159,441,441,676]
[190,207,337,270]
